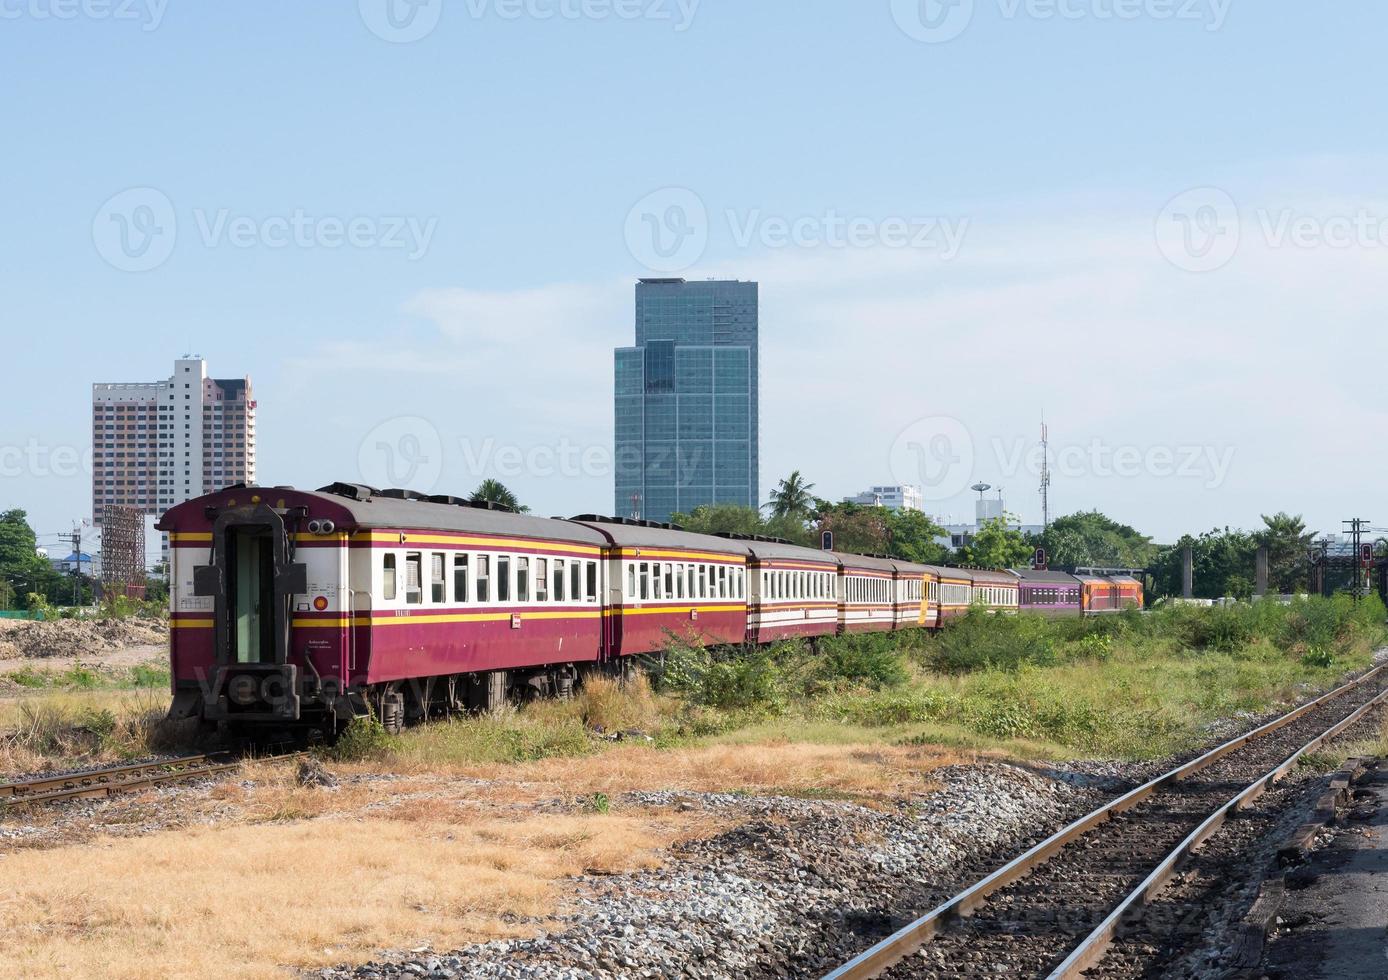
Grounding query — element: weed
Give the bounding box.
[332,714,393,762]
[1301,647,1335,669]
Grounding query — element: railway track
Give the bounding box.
[0,753,247,808]
[825,665,1388,980]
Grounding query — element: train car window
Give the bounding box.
[454,554,469,604]
[627,565,636,598]
[516,557,530,603]
[639,563,650,601]
[586,562,598,602]
[675,564,686,599]
[431,553,446,604]
[554,559,567,602]
[476,555,490,603]
[536,558,549,602]
[383,554,398,601]
[720,566,728,599]
[663,564,674,598]
[496,556,511,604]
[405,552,423,605]
[570,562,581,602]
[652,562,663,600]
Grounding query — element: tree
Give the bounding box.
[673,503,769,538]
[958,515,1033,570]
[672,504,815,547]
[811,501,891,555]
[0,510,53,609]
[882,508,951,565]
[1035,511,1155,569]
[1256,512,1314,594]
[1149,527,1257,599]
[767,471,816,519]
[469,480,526,513]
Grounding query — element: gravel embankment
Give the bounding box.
[318,762,1125,980]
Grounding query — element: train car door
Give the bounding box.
[227,525,276,664]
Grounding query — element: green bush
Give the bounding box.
[651,639,786,712]
[931,609,1057,672]
[332,713,393,761]
[813,634,909,689]
[1074,632,1113,661]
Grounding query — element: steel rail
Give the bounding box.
[823,663,1388,980]
[0,759,247,807]
[1047,679,1388,978]
[0,754,219,800]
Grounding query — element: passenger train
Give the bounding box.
[159,484,1142,735]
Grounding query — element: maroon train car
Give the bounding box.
[160,483,613,733]
[737,537,840,644]
[834,553,899,633]
[566,516,748,656]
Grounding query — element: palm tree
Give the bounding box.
[1258,512,1313,594]
[767,471,816,519]
[470,479,526,513]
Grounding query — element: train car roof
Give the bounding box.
[1011,569,1083,584]
[159,485,612,546]
[732,539,841,565]
[832,553,900,573]
[322,488,611,544]
[966,568,1022,585]
[926,564,972,581]
[565,517,747,558]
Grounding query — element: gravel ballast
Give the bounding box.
[317,762,1122,980]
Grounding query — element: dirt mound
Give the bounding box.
[0,618,169,660]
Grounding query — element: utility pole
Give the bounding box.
[1345,518,1370,601]
[1314,535,1335,597]
[69,524,82,606]
[1039,419,1050,532]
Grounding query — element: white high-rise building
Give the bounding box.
[844,485,924,513]
[92,356,256,525]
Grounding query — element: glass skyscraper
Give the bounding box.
[614,278,759,524]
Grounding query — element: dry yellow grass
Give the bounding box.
[0,807,702,980]
[421,739,960,806]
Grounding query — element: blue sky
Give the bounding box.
[3,0,1387,550]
